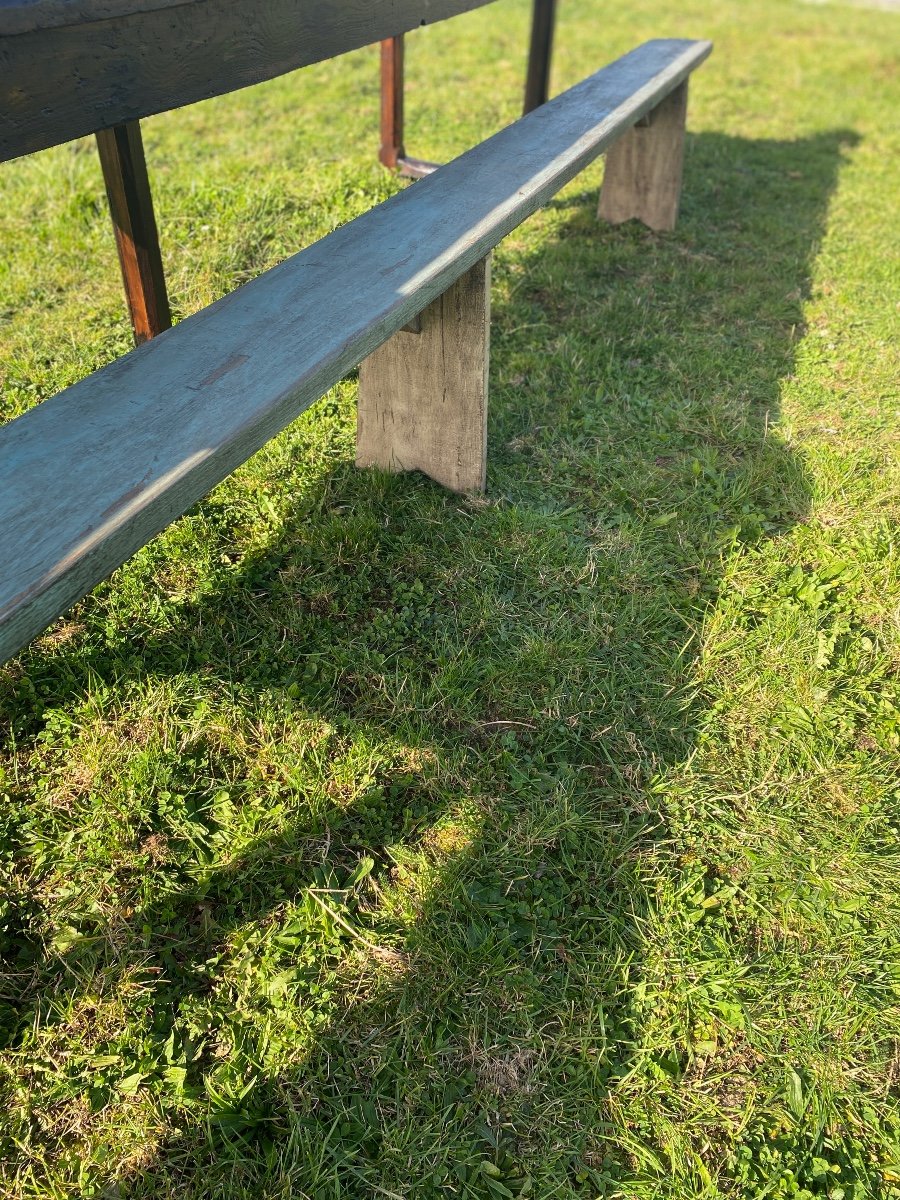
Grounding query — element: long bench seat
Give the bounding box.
[0,37,711,665]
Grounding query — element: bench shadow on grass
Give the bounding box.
[1,128,856,1196]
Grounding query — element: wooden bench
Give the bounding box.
[0,3,711,666]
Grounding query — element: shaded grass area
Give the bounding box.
[1,1,899,1197]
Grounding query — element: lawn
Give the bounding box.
[1,0,899,1196]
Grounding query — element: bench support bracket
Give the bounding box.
[598,79,688,232]
[357,255,491,493]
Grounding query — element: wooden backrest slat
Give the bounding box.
[0,0,496,161]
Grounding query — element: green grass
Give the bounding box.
[1,0,899,1196]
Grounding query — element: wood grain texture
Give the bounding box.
[598,79,688,231]
[0,38,712,663]
[0,0,189,35]
[0,0,495,161]
[95,120,171,343]
[357,256,490,493]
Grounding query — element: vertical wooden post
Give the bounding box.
[523,0,557,113]
[95,119,171,344]
[379,34,405,169]
[597,81,689,232]
[357,256,491,494]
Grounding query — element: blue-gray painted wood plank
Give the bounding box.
[0,0,496,160]
[0,38,712,663]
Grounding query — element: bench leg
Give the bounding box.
[379,35,405,170]
[95,120,172,344]
[523,0,557,113]
[378,33,440,179]
[597,80,688,232]
[357,256,491,494]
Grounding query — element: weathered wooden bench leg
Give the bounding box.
[95,119,171,344]
[598,80,688,232]
[357,256,491,494]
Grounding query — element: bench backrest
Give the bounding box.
[0,0,497,161]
